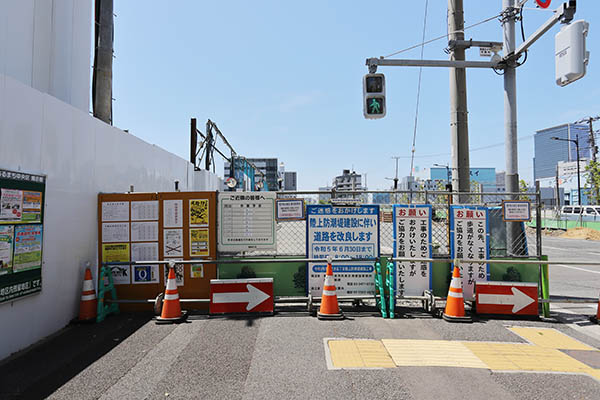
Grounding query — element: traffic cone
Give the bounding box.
[77,267,97,322]
[156,264,187,324]
[317,259,343,320]
[442,263,472,322]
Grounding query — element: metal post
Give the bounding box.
[190,118,197,167]
[575,135,581,206]
[535,181,542,258]
[503,0,520,256]
[448,0,470,204]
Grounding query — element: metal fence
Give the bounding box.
[223,189,541,260]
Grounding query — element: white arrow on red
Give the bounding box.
[212,284,270,311]
[478,287,536,313]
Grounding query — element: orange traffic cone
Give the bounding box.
[318,259,343,320]
[77,266,97,322]
[156,263,187,324]
[442,263,472,322]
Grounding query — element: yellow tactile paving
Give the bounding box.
[382,339,488,369]
[508,327,598,351]
[464,342,593,373]
[328,340,396,368]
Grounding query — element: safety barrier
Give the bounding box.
[100,255,599,319]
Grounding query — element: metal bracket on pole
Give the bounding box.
[448,40,503,52]
[505,1,576,63]
[366,57,501,69]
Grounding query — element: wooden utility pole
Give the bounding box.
[93,0,114,125]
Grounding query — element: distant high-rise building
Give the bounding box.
[534,123,591,180]
[284,171,297,191]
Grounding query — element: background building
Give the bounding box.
[534,123,594,206]
[284,171,297,191]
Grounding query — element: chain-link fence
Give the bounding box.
[219,190,541,260]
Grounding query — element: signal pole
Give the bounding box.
[448,0,470,203]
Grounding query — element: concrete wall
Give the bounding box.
[0,0,92,112]
[0,73,221,360]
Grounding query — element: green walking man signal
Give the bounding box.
[363,73,386,119]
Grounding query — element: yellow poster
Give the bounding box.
[190,228,209,257]
[189,199,209,227]
[102,243,130,263]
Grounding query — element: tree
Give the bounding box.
[519,179,530,201]
[585,160,600,204]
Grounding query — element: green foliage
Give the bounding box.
[519,179,530,201]
[585,160,600,204]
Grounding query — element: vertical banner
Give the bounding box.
[393,204,432,296]
[306,205,379,297]
[450,206,490,300]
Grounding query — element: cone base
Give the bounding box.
[590,316,598,324]
[442,313,472,323]
[317,311,344,320]
[156,310,188,324]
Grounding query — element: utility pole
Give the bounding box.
[92,0,114,125]
[502,0,521,256]
[448,0,470,203]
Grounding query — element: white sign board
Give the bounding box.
[307,205,379,297]
[502,200,531,221]
[218,192,276,252]
[393,205,432,297]
[558,160,589,177]
[276,199,305,221]
[450,206,489,301]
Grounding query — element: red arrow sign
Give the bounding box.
[210,278,273,314]
[475,282,538,316]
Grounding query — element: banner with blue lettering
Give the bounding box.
[449,205,490,300]
[393,204,432,297]
[306,205,379,297]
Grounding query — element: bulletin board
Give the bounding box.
[0,169,45,304]
[97,191,217,310]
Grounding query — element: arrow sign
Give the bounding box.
[210,278,274,314]
[475,282,538,316]
[213,284,270,311]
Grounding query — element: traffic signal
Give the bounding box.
[363,73,386,119]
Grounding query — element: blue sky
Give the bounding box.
[112,1,599,190]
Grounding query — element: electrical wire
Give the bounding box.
[408,0,429,179]
[382,14,500,59]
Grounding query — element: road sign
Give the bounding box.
[209,278,273,314]
[475,281,538,316]
[225,177,237,188]
[535,0,551,9]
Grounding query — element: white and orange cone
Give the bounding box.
[318,258,343,320]
[77,265,97,322]
[442,262,472,322]
[156,262,188,324]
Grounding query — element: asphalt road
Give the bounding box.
[540,235,600,300]
[1,308,599,400]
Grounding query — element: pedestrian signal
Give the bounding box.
[363,73,386,119]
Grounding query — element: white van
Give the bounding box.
[561,205,600,221]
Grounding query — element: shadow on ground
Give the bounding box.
[0,312,153,400]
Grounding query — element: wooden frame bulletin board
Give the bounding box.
[97,191,217,310]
